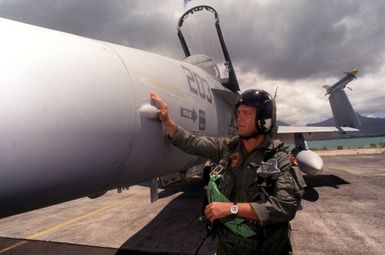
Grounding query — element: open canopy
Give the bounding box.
[177,5,240,93]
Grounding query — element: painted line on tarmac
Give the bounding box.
[0,240,28,254]
[0,197,132,254]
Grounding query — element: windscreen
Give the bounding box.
[178,5,239,92]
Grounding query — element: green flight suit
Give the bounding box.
[170,126,305,255]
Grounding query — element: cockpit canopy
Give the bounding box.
[177,5,239,92]
[183,54,220,80]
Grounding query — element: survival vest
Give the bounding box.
[207,139,305,238]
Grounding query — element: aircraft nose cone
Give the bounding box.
[0,18,136,217]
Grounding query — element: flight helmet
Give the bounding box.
[235,89,277,135]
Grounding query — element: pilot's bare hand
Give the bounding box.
[150,92,169,122]
[204,202,231,223]
[150,92,177,137]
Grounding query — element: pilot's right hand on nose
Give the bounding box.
[150,92,177,137]
[150,92,169,122]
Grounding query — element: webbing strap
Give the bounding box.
[207,176,257,238]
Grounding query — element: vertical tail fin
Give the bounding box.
[328,90,361,128]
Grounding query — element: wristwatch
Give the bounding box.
[230,202,239,215]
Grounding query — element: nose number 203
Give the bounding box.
[181,65,213,104]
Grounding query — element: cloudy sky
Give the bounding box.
[1,0,384,125]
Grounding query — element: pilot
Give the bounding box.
[151,89,305,255]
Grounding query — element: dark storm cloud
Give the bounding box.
[0,0,132,38]
[2,0,384,81]
[217,0,385,80]
[0,0,183,57]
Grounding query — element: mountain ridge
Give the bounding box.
[307,113,385,137]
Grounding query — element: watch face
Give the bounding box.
[231,204,238,214]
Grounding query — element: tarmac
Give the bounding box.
[0,149,384,254]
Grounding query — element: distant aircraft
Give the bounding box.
[0,5,360,218]
[276,68,361,175]
[322,69,362,129]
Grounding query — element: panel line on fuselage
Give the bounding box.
[135,72,194,102]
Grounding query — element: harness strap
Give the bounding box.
[207,175,257,238]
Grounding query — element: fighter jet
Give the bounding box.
[275,68,361,175]
[321,69,362,129]
[0,5,360,218]
[322,69,358,96]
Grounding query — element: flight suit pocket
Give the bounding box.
[274,172,299,199]
[218,170,235,199]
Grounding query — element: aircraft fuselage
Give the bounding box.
[0,18,234,217]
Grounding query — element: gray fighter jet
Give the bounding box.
[0,5,360,218]
[322,69,361,128]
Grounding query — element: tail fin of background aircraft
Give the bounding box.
[347,68,358,77]
[329,89,361,128]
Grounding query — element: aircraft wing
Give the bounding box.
[276,125,359,144]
